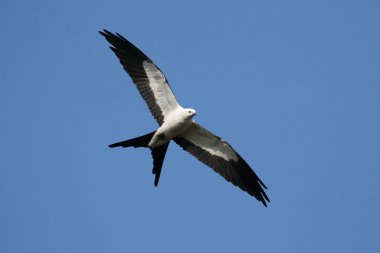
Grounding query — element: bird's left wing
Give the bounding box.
[174,123,269,206]
[99,30,180,125]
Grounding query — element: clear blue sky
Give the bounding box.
[1,1,379,252]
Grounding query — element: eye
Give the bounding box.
[188,111,191,114]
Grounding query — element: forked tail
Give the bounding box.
[109,131,156,148]
[109,131,170,186]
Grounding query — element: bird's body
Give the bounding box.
[100,30,270,206]
[149,108,196,147]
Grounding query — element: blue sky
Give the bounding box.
[1,0,379,252]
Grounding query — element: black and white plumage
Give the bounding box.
[100,30,270,206]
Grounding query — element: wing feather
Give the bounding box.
[174,123,269,206]
[100,30,180,125]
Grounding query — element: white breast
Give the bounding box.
[148,108,193,147]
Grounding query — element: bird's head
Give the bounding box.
[184,108,197,118]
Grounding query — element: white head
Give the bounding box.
[184,108,197,118]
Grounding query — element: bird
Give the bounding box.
[99,29,270,207]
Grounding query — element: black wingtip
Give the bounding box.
[98,29,119,42]
[258,178,268,190]
[99,29,111,36]
[99,29,126,42]
[98,29,108,38]
[261,191,270,207]
[262,190,270,202]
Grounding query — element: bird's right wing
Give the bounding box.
[99,30,180,125]
[174,123,269,206]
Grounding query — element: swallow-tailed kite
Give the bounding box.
[100,30,270,206]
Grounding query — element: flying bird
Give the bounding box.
[100,29,270,206]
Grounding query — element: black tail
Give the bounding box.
[109,131,156,148]
[151,142,169,186]
[109,131,170,186]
